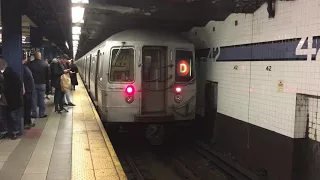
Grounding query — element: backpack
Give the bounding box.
[60,73,71,92]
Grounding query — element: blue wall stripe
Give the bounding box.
[212,36,320,61]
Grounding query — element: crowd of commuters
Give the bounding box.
[0,51,78,140]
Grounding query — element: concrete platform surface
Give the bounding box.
[0,77,127,180]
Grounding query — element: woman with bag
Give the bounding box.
[51,55,70,113]
[62,60,75,106]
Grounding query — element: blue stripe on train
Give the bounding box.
[215,36,320,61]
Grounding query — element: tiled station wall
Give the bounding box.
[186,0,320,141]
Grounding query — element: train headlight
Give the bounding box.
[174,95,182,103]
[125,96,134,104]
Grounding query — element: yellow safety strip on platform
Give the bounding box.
[72,77,127,180]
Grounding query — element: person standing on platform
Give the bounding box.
[50,58,58,93]
[45,60,51,100]
[62,60,75,106]
[22,50,35,130]
[0,58,23,140]
[0,71,8,139]
[70,60,78,90]
[51,55,70,113]
[27,51,48,118]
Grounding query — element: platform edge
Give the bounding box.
[81,77,128,180]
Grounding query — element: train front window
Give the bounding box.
[175,50,194,82]
[109,48,134,82]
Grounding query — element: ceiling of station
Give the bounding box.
[24,0,267,59]
[24,0,72,56]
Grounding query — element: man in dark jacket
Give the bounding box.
[22,50,35,129]
[27,51,48,118]
[51,55,70,113]
[45,60,51,99]
[0,58,23,140]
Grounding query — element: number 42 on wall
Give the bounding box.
[296,36,320,61]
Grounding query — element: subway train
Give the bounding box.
[75,29,196,138]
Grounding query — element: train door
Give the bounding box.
[84,57,87,83]
[86,56,90,84]
[141,46,167,114]
[94,50,101,101]
[88,54,92,90]
[107,47,135,116]
[97,51,104,108]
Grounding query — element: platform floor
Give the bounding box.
[0,77,127,180]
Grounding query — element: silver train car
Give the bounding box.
[75,29,196,125]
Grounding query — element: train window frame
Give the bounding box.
[108,46,135,84]
[174,49,195,84]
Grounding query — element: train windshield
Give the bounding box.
[109,48,134,82]
[175,50,194,82]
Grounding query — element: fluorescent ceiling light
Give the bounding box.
[71,0,89,3]
[73,41,79,45]
[72,34,80,40]
[65,41,69,49]
[72,7,84,24]
[72,26,81,35]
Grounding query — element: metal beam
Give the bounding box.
[72,3,144,14]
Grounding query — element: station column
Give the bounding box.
[1,0,23,74]
[1,0,24,135]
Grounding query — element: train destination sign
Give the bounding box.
[177,60,190,76]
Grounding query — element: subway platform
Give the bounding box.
[0,78,127,180]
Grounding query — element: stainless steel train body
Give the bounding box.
[75,29,196,123]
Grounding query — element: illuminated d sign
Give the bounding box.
[177,60,190,76]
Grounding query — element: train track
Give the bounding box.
[173,147,229,180]
[193,143,249,180]
[122,153,157,180]
[125,154,145,180]
[193,141,265,180]
[172,140,266,180]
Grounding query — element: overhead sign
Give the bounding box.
[177,60,190,76]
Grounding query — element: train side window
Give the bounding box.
[175,50,194,82]
[109,48,134,82]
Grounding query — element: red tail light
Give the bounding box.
[125,85,135,104]
[175,86,182,94]
[174,86,182,103]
